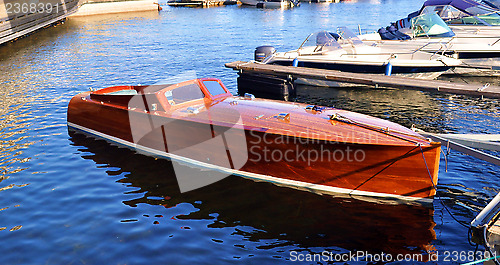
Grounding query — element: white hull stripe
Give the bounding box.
[67,122,433,205]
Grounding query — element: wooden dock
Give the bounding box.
[225,61,500,99]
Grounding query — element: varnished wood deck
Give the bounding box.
[225,61,500,99]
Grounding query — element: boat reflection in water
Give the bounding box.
[69,131,437,260]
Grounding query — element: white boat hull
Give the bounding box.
[240,0,290,7]
[358,33,500,60]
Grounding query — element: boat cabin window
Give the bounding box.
[165,83,205,105]
[437,5,464,21]
[202,80,226,96]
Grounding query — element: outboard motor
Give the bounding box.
[387,25,411,40]
[254,46,276,62]
[378,27,398,40]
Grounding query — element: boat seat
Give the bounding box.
[378,27,398,40]
[387,25,411,40]
[105,90,138,96]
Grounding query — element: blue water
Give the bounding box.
[0,1,499,264]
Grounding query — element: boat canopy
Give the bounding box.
[411,13,456,37]
[481,0,500,9]
[420,0,500,25]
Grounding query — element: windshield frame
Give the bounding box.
[297,31,343,55]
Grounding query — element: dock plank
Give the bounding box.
[490,219,500,236]
[225,61,500,99]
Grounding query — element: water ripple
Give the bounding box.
[0,1,498,264]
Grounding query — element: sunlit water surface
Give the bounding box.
[0,1,499,264]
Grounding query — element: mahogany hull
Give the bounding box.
[68,92,440,203]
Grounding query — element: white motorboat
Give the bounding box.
[394,0,500,35]
[240,0,298,8]
[255,27,462,78]
[359,13,500,59]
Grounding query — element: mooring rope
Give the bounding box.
[420,142,500,265]
[419,144,470,228]
[329,113,428,145]
[460,224,500,265]
[461,254,500,265]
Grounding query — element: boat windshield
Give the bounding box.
[411,13,455,37]
[298,31,342,54]
[336,26,366,46]
[164,83,205,105]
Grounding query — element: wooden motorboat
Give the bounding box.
[67,78,441,204]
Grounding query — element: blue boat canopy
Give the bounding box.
[423,0,481,13]
[481,0,500,9]
[419,0,500,25]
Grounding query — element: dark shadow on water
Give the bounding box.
[69,129,437,258]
